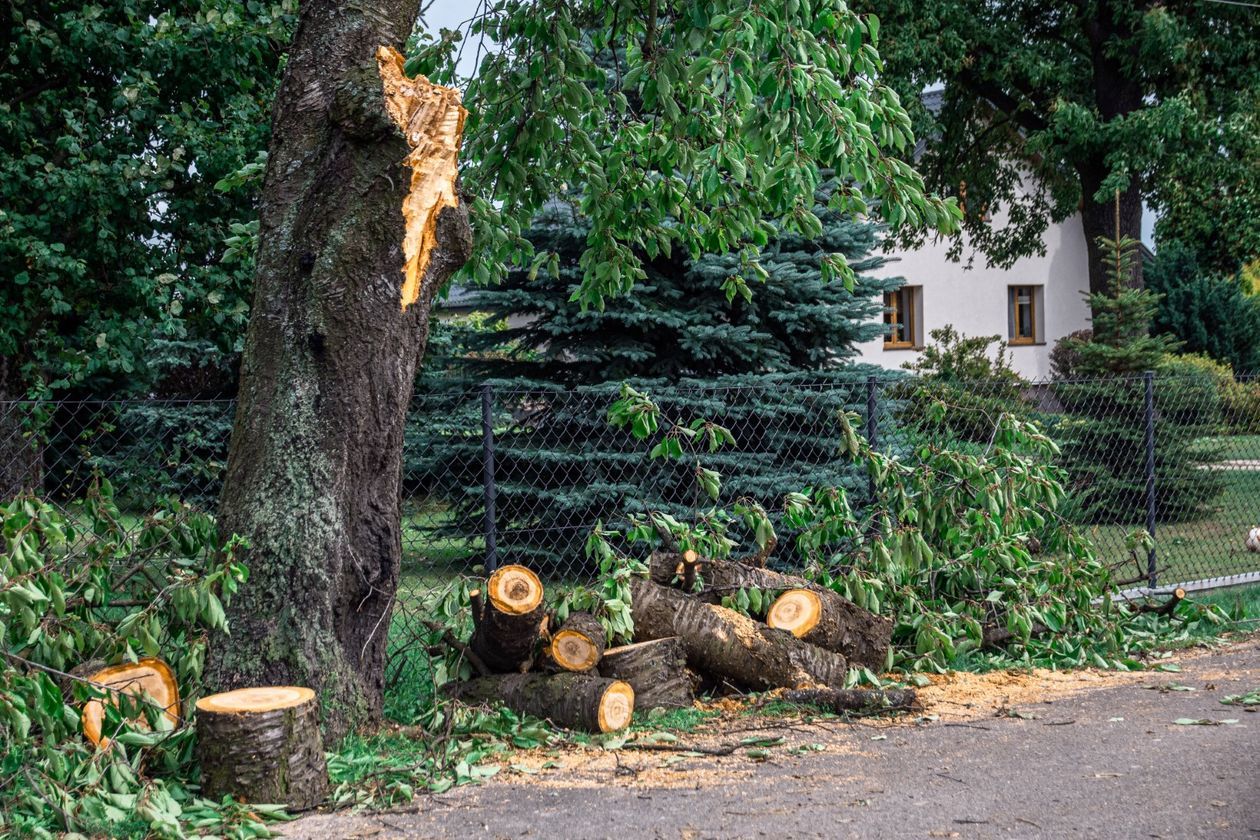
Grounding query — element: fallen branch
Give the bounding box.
[782,687,919,715]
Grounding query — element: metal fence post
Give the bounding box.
[481,383,499,572]
[1144,371,1157,588]
[865,375,879,500]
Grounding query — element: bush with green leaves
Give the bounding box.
[587,384,1226,672]
[0,482,271,838]
[893,325,1027,446]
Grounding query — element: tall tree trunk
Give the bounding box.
[206,0,472,740]
[1079,169,1144,297]
[0,357,42,501]
[1079,4,1145,300]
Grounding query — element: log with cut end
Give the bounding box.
[195,686,328,811]
[782,687,919,714]
[447,672,634,733]
[469,565,545,673]
[548,612,606,673]
[598,637,695,710]
[629,578,848,691]
[767,588,891,671]
[649,551,891,671]
[80,658,180,748]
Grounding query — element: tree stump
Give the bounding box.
[767,588,891,671]
[598,637,694,710]
[548,612,606,673]
[80,658,180,748]
[469,565,545,673]
[195,686,328,811]
[447,672,634,733]
[629,578,849,691]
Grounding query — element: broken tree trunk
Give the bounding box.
[205,0,473,740]
[447,672,634,733]
[547,612,606,673]
[782,687,919,715]
[629,578,849,691]
[469,565,545,673]
[80,658,180,748]
[195,687,328,811]
[598,637,695,710]
[649,551,891,671]
[767,588,891,672]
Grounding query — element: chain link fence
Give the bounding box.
[4,371,1259,696]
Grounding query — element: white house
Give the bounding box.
[852,217,1094,380]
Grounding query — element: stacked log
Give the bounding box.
[448,672,633,733]
[598,637,694,710]
[649,551,892,671]
[444,554,905,731]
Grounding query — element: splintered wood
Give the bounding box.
[375,46,466,311]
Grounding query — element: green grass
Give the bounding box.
[1193,583,1260,624]
[1090,467,1260,585]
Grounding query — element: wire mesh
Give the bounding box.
[4,371,1259,693]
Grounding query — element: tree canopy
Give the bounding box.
[411,0,960,308]
[0,0,294,399]
[863,0,1260,294]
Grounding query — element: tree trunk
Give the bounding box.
[469,565,545,673]
[1079,171,1144,296]
[447,672,635,733]
[767,588,891,672]
[195,686,329,811]
[598,637,695,710]
[649,551,891,671]
[206,0,472,740]
[0,357,42,501]
[629,578,849,691]
[782,687,918,715]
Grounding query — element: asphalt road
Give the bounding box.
[288,638,1260,839]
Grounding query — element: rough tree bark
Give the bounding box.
[598,637,695,710]
[649,551,891,671]
[629,578,849,691]
[206,0,472,739]
[447,673,635,733]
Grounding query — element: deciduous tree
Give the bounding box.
[208,0,959,736]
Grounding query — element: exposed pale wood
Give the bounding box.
[376,46,467,311]
[548,612,606,673]
[486,565,543,615]
[195,686,314,714]
[196,686,327,810]
[767,589,822,636]
[81,658,180,748]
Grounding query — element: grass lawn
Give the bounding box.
[1087,459,1260,586]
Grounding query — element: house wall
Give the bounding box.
[852,214,1093,380]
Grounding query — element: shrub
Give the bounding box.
[895,325,1027,445]
[0,482,263,836]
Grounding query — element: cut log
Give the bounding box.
[469,564,545,673]
[768,588,891,672]
[598,637,695,710]
[548,612,606,673]
[81,658,180,748]
[629,578,848,691]
[783,687,919,714]
[649,551,891,671]
[195,686,328,811]
[448,672,634,733]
